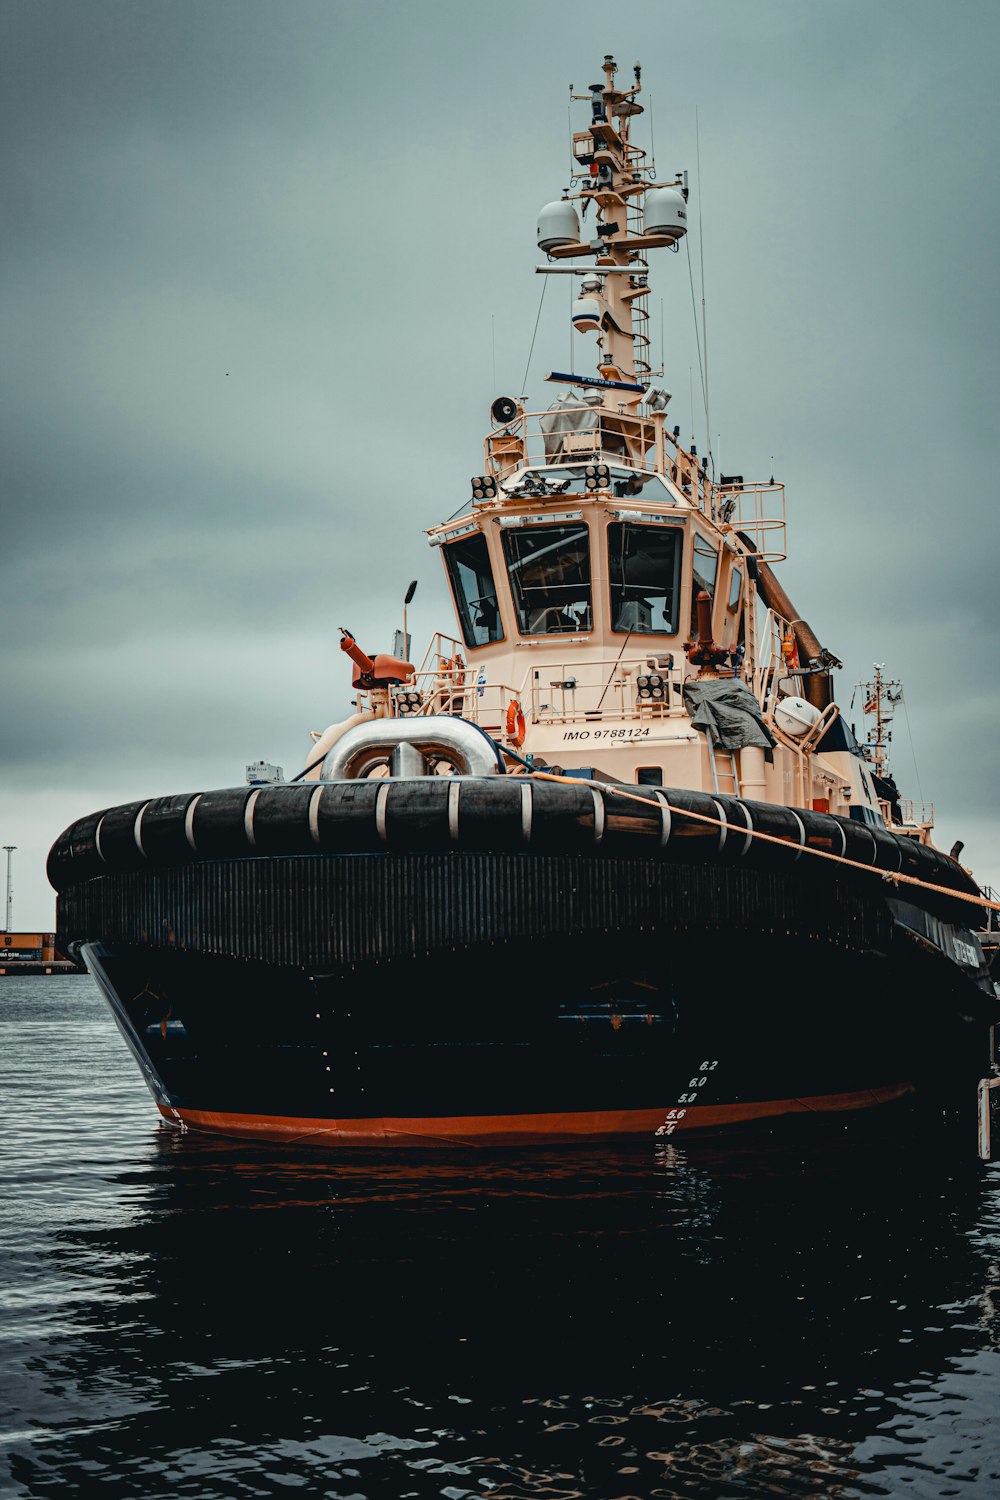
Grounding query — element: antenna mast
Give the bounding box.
[535,54,688,409]
[855,664,903,778]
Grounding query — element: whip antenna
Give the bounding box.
[520,276,549,399]
[696,106,711,469]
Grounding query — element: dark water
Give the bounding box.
[1,977,998,1499]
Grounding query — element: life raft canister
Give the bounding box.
[506,700,526,747]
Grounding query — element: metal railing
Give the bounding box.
[717,481,787,562]
[484,407,787,557]
[486,404,660,478]
[749,606,791,713]
[366,635,687,734]
[902,799,935,829]
[523,656,685,726]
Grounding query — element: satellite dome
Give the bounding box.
[643,186,688,242]
[572,296,602,333]
[537,200,580,252]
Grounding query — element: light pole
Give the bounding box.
[3,847,14,932]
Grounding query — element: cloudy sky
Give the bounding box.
[3,0,998,927]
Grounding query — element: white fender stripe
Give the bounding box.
[711,798,727,854]
[789,810,806,861]
[375,782,390,844]
[448,780,461,843]
[736,800,754,856]
[308,785,324,845]
[654,790,672,848]
[94,814,108,864]
[857,825,878,864]
[244,789,261,848]
[520,781,533,844]
[133,802,151,857]
[184,795,201,852]
[591,787,605,844]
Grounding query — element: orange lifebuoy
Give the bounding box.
[505,700,526,747]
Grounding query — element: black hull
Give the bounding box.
[51,787,997,1145]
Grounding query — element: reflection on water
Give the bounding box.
[1,977,998,1498]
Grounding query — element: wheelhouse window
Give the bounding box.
[443,531,503,648]
[501,523,592,635]
[689,532,720,637]
[607,522,682,634]
[728,564,743,612]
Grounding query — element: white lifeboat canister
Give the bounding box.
[774,696,822,738]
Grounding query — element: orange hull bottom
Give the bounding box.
[158,1083,915,1147]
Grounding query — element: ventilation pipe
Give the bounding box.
[742,545,840,711]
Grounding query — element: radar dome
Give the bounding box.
[643,186,688,242]
[572,297,602,333]
[537,200,580,252]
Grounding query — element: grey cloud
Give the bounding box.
[3,0,999,928]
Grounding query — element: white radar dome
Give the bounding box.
[774,695,822,738]
[572,296,602,333]
[537,200,581,252]
[643,186,688,242]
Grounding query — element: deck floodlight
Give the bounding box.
[471,475,498,501]
[637,672,665,701]
[394,688,423,717]
[584,462,611,491]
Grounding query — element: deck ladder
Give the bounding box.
[710,746,741,798]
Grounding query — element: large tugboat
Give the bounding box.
[49,56,999,1151]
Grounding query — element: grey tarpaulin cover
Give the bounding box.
[539,390,602,458]
[682,677,777,751]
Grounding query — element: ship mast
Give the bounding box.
[536,54,689,411]
[572,54,644,388]
[855,663,902,777]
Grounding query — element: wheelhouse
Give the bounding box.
[436,463,743,652]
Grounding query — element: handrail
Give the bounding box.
[482,404,786,553]
[486,404,660,478]
[355,650,694,732]
[902,799,935,829]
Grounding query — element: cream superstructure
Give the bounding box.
[310,54,909,840]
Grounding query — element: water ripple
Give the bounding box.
[1,976,998,1498]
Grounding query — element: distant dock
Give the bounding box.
[0,933,85,976]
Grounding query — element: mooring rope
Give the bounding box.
[527,770,1000,920]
